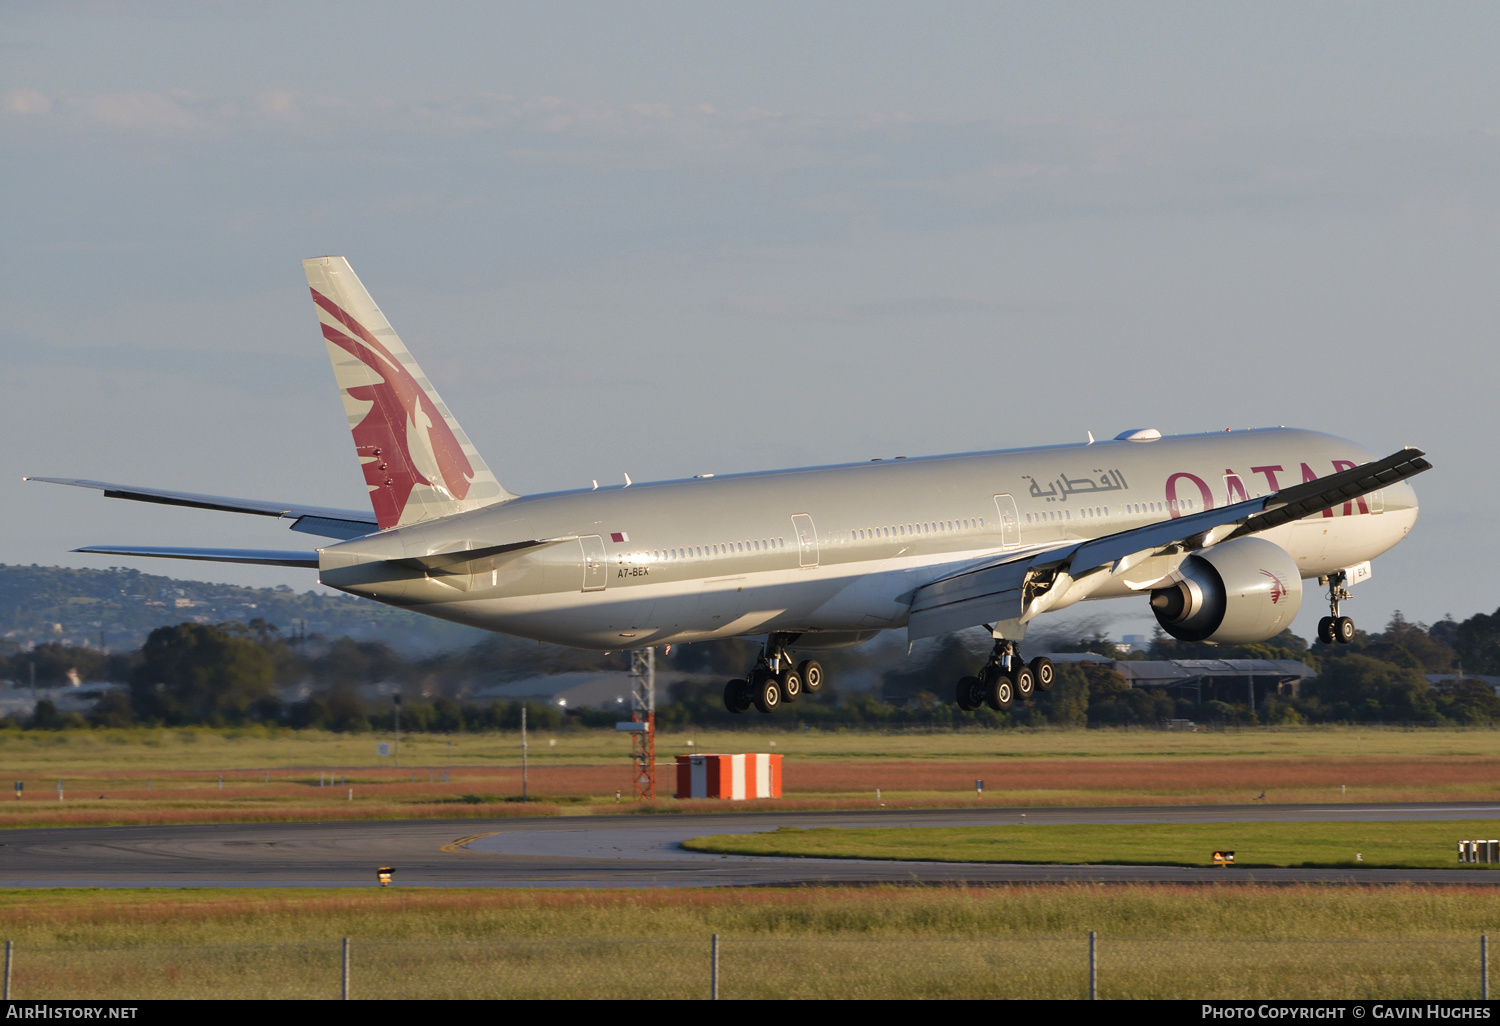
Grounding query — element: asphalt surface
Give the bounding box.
[1,802,1497,888]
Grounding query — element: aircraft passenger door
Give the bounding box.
[579,535,607,591]
[791,514,819,568]
[992,494,1020,549]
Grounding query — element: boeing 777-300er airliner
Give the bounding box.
[29,257,1431,715]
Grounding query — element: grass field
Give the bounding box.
[0,725,1496,827]
[0,885,1495,999]
[2,727,1495,999]
[682,820,1500,869]
[5,723,1500,772]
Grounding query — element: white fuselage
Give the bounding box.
[317,427,1418,650]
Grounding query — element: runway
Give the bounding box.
[0,802,1497,888]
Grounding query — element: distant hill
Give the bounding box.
[0,564,491,654]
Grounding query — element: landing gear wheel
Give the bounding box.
[752,675,781,713]
[1013,663,1035,701]
[778,668,803,703]
[984,667,1014,711]
[1322,571,1354,646]
[1029,657,1055,692]
[955,676,983,711]
[724,679,751,714]
[797,660,824,694]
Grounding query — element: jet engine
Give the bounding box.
[1149,537,1302,644]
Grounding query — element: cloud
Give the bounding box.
[2,88,51,116]
[0,86,803,152]
[66,89,228,137]
[3,86,1496,226]
[723,293,1092,323]
[1400,192,1475,226]
[3,87,226,137]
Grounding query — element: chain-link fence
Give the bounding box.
[0,934,1489,1000]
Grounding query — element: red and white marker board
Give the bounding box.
[675,754,782,799]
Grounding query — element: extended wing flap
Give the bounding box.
[906,553,1034,641]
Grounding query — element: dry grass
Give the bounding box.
[683,819,1500,868]
[1,753,1493,829]
[7,883,1500,942]
[2,724,1497,774]
[0,726,1495,829]
[788,756,1500,803]
[1,885,1496,999]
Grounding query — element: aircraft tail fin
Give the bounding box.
[303,256,515,530]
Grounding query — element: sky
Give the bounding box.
[4,1,1498,646]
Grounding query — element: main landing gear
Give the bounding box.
[724,634,824,715]
[954,640,1054,712]
[1316,570,1357,645]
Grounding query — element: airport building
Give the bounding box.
[1041,653,1316,709]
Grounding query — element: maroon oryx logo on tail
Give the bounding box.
[311,288,475,529]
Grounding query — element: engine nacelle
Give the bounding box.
[1149,537,1302,644]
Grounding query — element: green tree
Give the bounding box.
[89,690,135,728]
[1307,654,1436,723]
[882,635,985,706]
[1348,612,1458,673]
[1035,663,1089,726]
[1077,663,1167,725]
[1454,608,1500,675]
[129,622,275,725]
[1435,679,1500,725]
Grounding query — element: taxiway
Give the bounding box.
[0,802,1496,888]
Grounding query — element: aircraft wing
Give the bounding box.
[25,477,377,540]
[906,446,1431,641]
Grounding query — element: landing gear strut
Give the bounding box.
[723,633,824,715]
[1316,571,1356,645]
[954,638,1053,713]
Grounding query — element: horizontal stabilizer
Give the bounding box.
[26,477,376,540]
[74,545,319,568]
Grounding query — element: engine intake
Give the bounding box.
[1150,537,1302,644]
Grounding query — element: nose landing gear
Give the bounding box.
[1316,571,1356,645]
[722,634,824,715]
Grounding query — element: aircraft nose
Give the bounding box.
[1393,478,1419,516]
[1382,478,1419,544]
